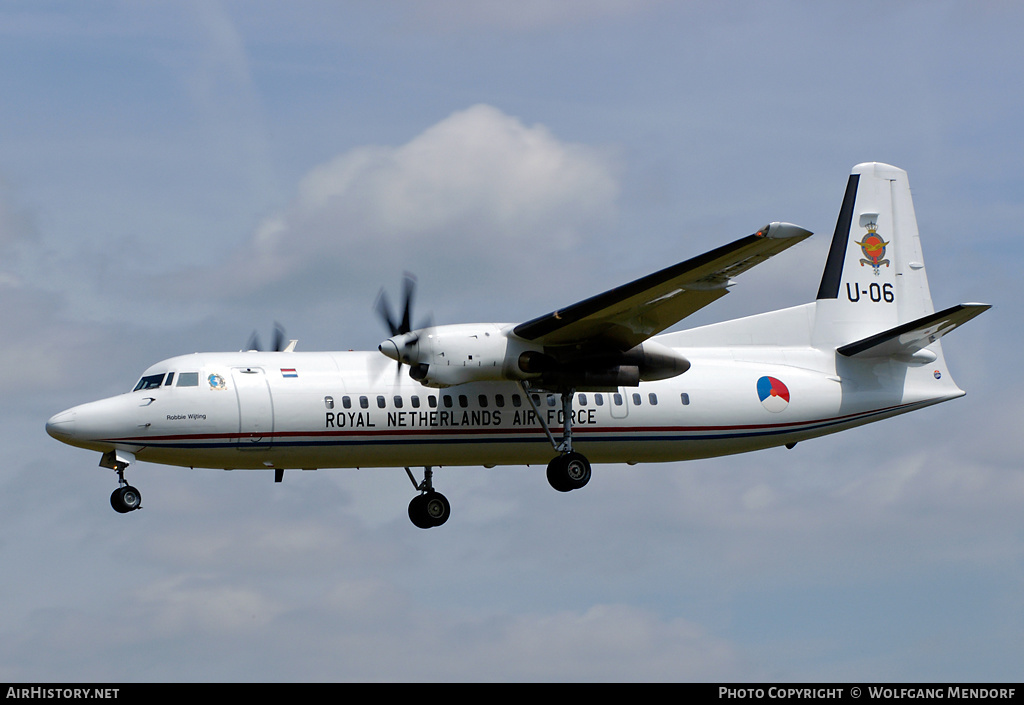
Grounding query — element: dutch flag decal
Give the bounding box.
[281,368,298,378]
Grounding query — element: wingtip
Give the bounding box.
[758,222,813,239]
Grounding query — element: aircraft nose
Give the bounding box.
[45,409,76,441]
[45,398,127,452]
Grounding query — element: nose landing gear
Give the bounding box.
[102,450,142,514]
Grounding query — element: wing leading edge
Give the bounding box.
[513,222,812,352]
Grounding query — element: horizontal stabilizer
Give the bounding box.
[837,303,990,360]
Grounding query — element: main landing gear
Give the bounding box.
[522,384,593,494]
[405,466,450,529]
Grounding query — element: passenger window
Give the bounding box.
[511,394,522,408]
[428,396,438,408]
[443,395,454,408]
[133,373,165,391]
[377,395,386,409]
[495,394,505,408]
[594,394,604,406]
[342,396,352,409]
[411,396,421,409]
[176,372,200,387]
[394,395,403,408]
[578,393,587,406]
[478,394,488,408]
[324,396,334,410]
[649,393,658,406]
[613,393,623,406]
[680,393,690,406]
[632,393,642,405]
[458,395,468,408]
[359,396,369,409]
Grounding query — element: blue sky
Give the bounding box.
[1,1,1021,682]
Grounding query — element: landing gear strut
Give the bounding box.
[405,466,450,529]
[521,384,593,493]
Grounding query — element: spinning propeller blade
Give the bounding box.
[375,273,432,381]
[376,272,417,337]
[245,322,288,352]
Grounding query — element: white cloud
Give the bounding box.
[485,604,740,681]
[169,104,618,315]
[135,575,285,636]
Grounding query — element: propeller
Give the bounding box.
[375,272,417,339]
[245,322,289,352]
[375,273,431,381]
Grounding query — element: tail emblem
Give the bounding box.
[855,222,890,275]
[757,376,790,413]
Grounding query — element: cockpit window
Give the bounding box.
[133,373,165,391]
[176,372,200,387]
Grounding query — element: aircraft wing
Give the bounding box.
[512,222,812,351]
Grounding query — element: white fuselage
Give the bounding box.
[45,329,963,472]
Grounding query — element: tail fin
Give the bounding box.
[813,162,943,348]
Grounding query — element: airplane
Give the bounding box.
[45,162,989,528]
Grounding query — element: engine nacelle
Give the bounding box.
[520,339,690,389]
[379,324,690,389]
[379,323,540,388]
[628,340,692,381]
[539,365,641,390]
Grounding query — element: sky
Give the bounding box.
[1,0,1021,683]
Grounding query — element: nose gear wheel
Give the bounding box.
[111,485,142,513]
[109,464,142,513]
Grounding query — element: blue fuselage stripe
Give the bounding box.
[102,401,927,451]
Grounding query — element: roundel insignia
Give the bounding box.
[756,376,790,412]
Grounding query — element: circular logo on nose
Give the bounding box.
[757,376,790,412]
